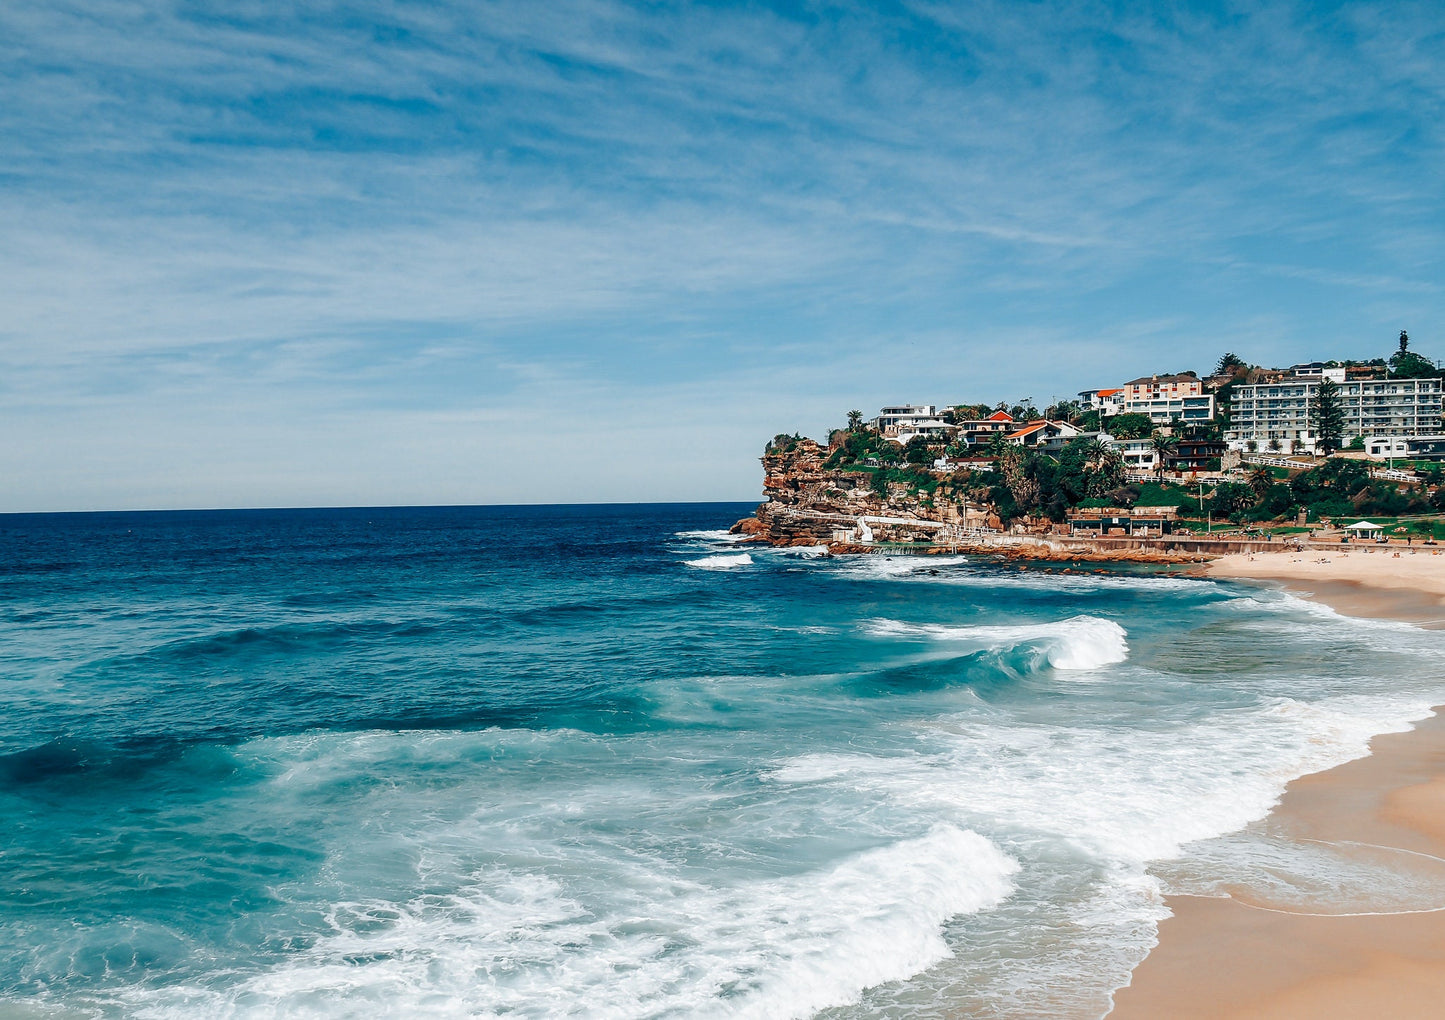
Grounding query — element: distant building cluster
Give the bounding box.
[864,356,1445,469]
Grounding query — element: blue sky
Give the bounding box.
[3,0,1443,510]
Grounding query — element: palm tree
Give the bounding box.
[846,409,864,431]
[1248,466,1273,502]
[1092,446,1126,496]
[1149,431,1179,480]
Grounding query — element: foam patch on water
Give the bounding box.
[684,553,753,570]
[867,615,1129,671]
[674,529,750,543]
[118,826,1017,1020]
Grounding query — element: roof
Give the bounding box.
[1344,521,1384,530]
[1005,419,1074,440]
[1124,374,1199,386]
[987,410,1014,421]
[1097,388,1123,396]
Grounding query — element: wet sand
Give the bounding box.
[1110,559,1445,1018]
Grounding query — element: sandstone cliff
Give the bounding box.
[730,435,994,548]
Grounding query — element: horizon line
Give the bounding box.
[0,499,761,519]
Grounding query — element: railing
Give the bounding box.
[1370,467,1419,482]
[1241,455,1315,470]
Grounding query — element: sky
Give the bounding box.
[2,0,1444,511]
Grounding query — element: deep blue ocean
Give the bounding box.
[3,504,1444,1019]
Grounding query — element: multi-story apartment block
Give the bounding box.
[1226,367,1444,454]
[1118,374,1216,423]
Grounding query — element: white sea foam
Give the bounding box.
[122,825,1017,1020]
[771,694,1434,866]
[684,553,753,570]
[835,554,971,579]
[674,529,749,543]
[867,615,1129,670]
[779,544,832,558]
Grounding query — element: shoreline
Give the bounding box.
[1109,557,1445,1018]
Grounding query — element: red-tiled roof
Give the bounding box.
[987,410,1014,421]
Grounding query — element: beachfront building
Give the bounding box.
[1343,520,1385,541]
[1226,368,1445,454]
[1065,506,1177,537]
[1118,374,1216,424]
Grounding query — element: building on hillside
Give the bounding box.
[871,405,946,439]
[1226,367,1444,454]
[1104,436,1162,473]
[1065,506,1177,537]
[1365,434,1445,461]
[1077,388,1125,416]
[1171,438,1227,471]
[1118,373,1216,423]
[955,410,1016,447]
[894,419,959,445]
[1005,420,1080,449]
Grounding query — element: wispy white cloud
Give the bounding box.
[2,0,1444,509]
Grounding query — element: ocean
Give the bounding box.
[2,503,1443,1019]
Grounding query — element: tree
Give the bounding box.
[1309,377,1346,454]
[1248,467,1274,502]
[1215,352,1247,376]
[1388,330,1438,379]
[1093,446,1126,495]
[1211,482,1255,518]
[1149,431,1178,480]
[902,436,935,465]
[846,409,864,431]
[1046,399,1082,423]
[1107,413,1155,440]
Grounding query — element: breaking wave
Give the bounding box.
[114,824,1017,1020]
[866,615,1129,670]
[684,553,754,570]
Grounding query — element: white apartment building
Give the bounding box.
[1226,368,1444,454]
[871,405,937,434]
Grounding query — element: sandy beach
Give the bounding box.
[1110,550,1445,1018]
[1201,547,1445,626]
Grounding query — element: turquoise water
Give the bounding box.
[2,504,1443,1018]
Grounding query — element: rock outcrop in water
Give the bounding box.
[730,435,993,549]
